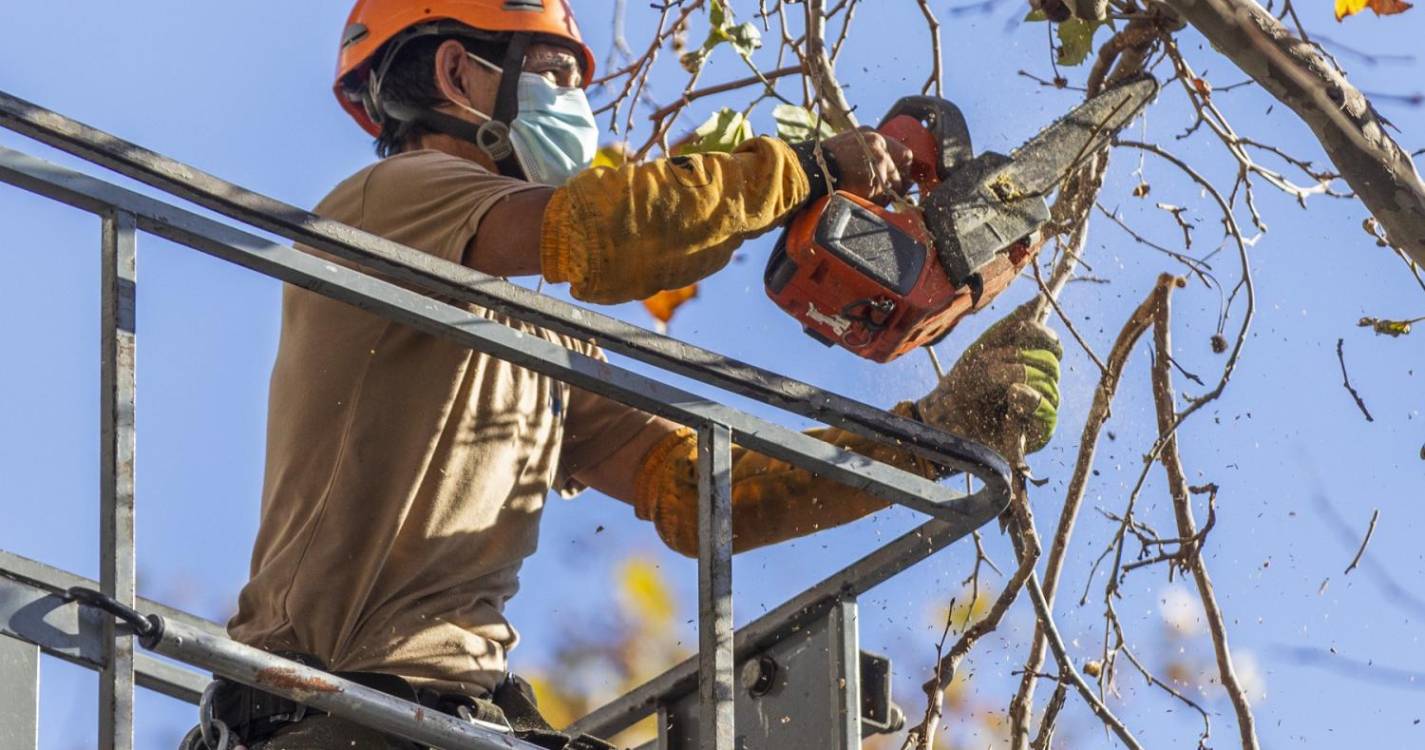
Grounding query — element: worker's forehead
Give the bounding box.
[526,42,579,66]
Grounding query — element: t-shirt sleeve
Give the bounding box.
[360,151,544,265]
[554,348,663,497]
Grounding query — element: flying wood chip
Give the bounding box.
[1336,0,1413,21]
[643,284,699,332]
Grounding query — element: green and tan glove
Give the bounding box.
[916,303,1063,458]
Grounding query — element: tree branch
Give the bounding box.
[1149,283,1261,750]
[1158,0,1425,266]
[803,0,859,131]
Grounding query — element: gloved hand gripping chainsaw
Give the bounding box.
[765,76,1159,363]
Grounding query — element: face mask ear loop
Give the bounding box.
[489,32,532,180]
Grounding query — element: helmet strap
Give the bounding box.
[489,32,531,179]
[367,28,533,178]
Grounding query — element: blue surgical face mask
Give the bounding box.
[456,55,598,185]
[506,72,598,186]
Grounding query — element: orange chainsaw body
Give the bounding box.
[765,105,1036,363]
[766,193,1032,363]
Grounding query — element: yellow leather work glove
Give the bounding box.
[916,303,1063,457]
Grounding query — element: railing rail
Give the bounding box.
[0,89,1010,750]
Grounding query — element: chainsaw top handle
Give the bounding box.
[876,96,973,194]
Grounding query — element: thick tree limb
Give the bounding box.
[1158,0,1425,265]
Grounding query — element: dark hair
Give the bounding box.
[369,33,508,158]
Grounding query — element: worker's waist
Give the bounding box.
[210,652,612,749]
[211,652,500,741]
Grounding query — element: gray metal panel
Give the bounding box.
[661,600,863,749]
[0,92,1012,497]
[567,500,999,739]
[0,634,39,750]
[696,424,734,750]
[0,145,996,525]
[99,211,137,750]
[825,601,860,750]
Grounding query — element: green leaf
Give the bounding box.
[677,108,755,155]
[1024,8,1049,21]
[681,0,762,74]
[772,104,835,143]
[726,21,763,57]
[1056,18,1102,66]
[709,0,729,29]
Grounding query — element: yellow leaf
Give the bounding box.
[617,557,676,626]
[1084,659,1103,677]
[642,285,699,332]
[1358,315,1419,336]
[1336,0,1370,19]
[1337,0,1412,20]
[593,143,629,170]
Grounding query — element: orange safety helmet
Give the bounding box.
[334,0,597,137]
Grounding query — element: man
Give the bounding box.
[220,1,1062,748]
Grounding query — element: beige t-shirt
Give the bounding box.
[228,150,656,697]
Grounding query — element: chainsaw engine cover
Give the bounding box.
[767,192,972,362]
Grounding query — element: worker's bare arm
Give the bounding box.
[571,417,683,504]
[463,187,555,277]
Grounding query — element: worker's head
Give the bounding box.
[335,0,598,182]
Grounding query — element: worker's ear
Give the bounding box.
[432,39,492,114]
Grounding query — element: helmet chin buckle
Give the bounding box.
[476,120,514,162]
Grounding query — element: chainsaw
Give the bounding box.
[765,76,1158,363]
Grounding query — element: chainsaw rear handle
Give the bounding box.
[876,96,973,191]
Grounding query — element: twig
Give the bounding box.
[1033,257,1109,376]
[913,0,945,95]
[1335,337,1374,422]
[645,64,804,121]
[1344,508,1381,575]
[1023,574,1145,750]
[1029,680,1068,750]
[903,481,1040,750]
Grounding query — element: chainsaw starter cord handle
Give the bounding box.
[788,139,842,207]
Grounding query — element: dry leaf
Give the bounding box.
[1191,77,1212,99]
[1132,182,1151,197]
[643,284,699,332]
[1084,660,1103,677]
[1336,0,1413,21]
[1358,315,1419,337]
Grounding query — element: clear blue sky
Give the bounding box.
[2,1,1423,747]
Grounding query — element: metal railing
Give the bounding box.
[0,89,1010,750]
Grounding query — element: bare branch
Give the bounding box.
[1335,337,1374,422]
[803,0,859,131]
[1344,508,1381,576]
[1150,285,1261,750]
